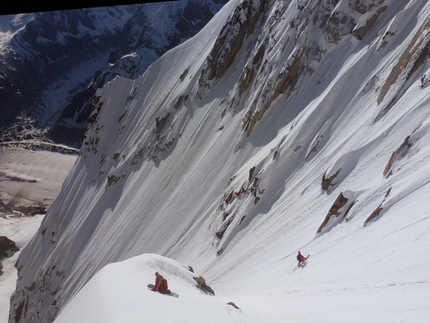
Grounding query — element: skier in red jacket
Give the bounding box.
[152,272,171,294]
[297,251,308,267]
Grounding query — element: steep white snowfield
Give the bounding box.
[54,254,260,323]
[9,0,430,322]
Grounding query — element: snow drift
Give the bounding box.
[52,254,245,323]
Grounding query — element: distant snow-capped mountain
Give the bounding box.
[0,0,227,147]
[9,0,430,322]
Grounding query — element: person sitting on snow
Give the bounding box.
[152,272,171,295]
[297,251,307,267]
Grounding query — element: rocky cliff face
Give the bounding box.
[0,7,135,130]
[0,0,227,148]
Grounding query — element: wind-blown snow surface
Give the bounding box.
[10,0,430,322]
[54,254,260,323]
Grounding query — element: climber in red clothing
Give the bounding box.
[297,251,308,267]
[152,272,171,294]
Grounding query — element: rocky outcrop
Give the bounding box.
[185,265,215,295]
[376,15,430,120]
[353,6,388,40]
[0,236,20,260]
[200,0,267,83]
[383,136,412,178]
[321,169,341,191]
[227,301,240,309]
[216,166,265,247]
[317,191,355,234]
[222,0,393,138]
[193,275,215,295]
[364,187,391,226]
[244,45,307,136]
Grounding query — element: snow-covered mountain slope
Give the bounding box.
[0,0,226,147]
[53,254,245,323]
[10,0,430,322]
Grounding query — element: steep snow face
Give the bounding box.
[10,0,430,322]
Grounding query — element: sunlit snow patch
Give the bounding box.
[54,253,251,323]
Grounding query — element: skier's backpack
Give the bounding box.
[161,278,168,290]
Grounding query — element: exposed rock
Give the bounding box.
[225,0,391,139]
[244,46,306,136]
[193,275,215,295]
[323,9,356,44]
[383,136,411,178]
[16,202,47,216]
[227,301,240,309]
[202,0,267,82]
[321,169,341,191]
[364,187,391,226]
[216,214,235,239]
[376,15,430,118]
[155,113,171,135]
[353,6,388,40]
[317,191,355,234]
[0,236,20,260]
[216,165,265,248]
[364,206,383,226]
[0,200,13,214]
[106,173,127,188]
